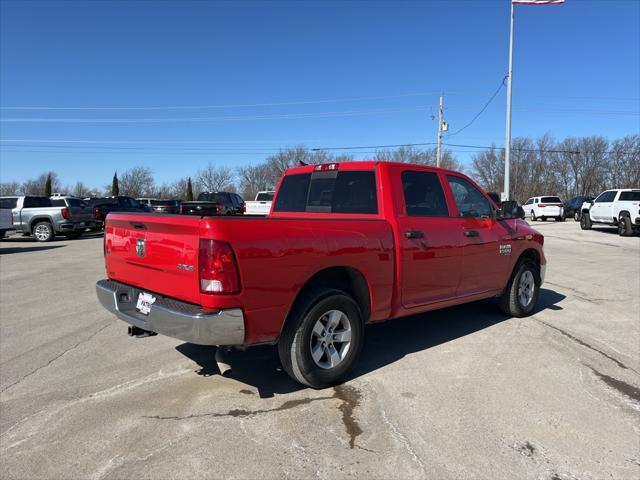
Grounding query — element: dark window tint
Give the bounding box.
[273,174,311,212]
[331,171,377,214]
[198,193,230,205]
[0,197,18,209]
[256,192,274,201]
[619,191,640,201]
[447,175,492,218]
[595,191,616,203]
[23,196,52,208]
[402,171,448,217]
[541,196,562,203]
[120,197,142,208]
[67,198,86,207]
[51,199,66,206]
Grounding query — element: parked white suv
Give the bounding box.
[523,196,565,222]
[580,189,640,236]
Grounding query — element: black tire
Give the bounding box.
[531,211,537,222]
[498,258,540,318]
[542,217,547,222]
[574,211,580,221]
[0,231,5,240]
[32,221,55,242]
[556,216,565,222]
[580,213,592,230]
[618,215,633,237]
[66,230,83,240]
[278,288,364,389]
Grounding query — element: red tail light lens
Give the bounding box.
[179,204,184,214]
[94,207,101,218]
[538,204,547,208]
[216,204,223,215]
[199,239,240,294]
[61,207,70,219]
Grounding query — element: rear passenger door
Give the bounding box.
[446,174,509,296]
[393,167,463,308]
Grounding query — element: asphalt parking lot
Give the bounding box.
[1,222,639,480]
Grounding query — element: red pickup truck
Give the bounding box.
[96,162,545,388]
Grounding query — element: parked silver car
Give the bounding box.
[0,196,90,242]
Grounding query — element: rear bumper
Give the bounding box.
[58,222,87,232]
[96,279,245,346]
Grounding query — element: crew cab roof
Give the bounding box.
[284,161,462,176]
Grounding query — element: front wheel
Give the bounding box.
[498,258,540,317]
[33,222,55,242]
[580,213,592,230]
[618,215,633,237]
[278,288,364,389]
[574,211,580,221]
[531,211,537,222]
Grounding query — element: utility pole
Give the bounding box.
[503,2,515,201]
[436,95,444,168]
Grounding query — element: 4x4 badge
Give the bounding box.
[499,244,512,256]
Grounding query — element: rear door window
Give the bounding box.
[619,191,640,201]
[401,171,449,217]
[23,197,52,208]
[0,197,18,209]
[51,199,66,206]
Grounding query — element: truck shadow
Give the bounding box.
[0,245,65,254]
[176,288,565,398]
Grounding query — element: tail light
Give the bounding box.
[179,204,184,214]
[314,163,339,172]
[215,204,223,215]
[538,204,547,208]
[199,240,240,294]
[94,207,101,218]
[61,207,70,219]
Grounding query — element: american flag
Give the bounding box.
[512,0,564,4]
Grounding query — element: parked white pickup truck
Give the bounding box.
[244,191,275,216]
[580,189,640,236]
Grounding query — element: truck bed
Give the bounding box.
[104,212,394,344]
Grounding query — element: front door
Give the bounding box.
[394,168,463,308]
[445,174,509,296]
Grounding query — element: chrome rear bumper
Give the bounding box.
[96,279,244,346]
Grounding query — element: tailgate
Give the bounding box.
[105,213,202,304]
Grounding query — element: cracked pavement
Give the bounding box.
[1,223,639,479]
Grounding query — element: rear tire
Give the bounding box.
[556,216,565,222]
[580,213,592,230]
[498,258,540,318]
[33,222,54,242]
[278,288,364,389]
[618,215,633,237]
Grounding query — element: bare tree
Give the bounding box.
[118,167,155,198]
[72,181,92,198]
[197,164,235,193]
[607,135,640,189]
[237,163,272,200]
[20,172,61,195]
[0,181,20,196]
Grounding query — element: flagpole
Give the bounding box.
[503,1,515,201]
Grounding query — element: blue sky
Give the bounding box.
[1,0,638,189]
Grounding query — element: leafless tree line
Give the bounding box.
[1,135,636,202]
[471,134,639,202]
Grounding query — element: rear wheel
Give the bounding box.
[498,258,540,317]
[278,288,364,389]
[580,213,592,230]
[33,222,54,242]
[618,215,633,236]
[556,216,565,222]
[574,211,580,221]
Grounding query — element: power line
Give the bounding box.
[445,78,506,138]
[0,105,430,123]
[0,92,440,111]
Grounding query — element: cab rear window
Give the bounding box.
[274,171,377,214]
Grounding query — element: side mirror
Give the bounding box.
[499,200,523,220]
